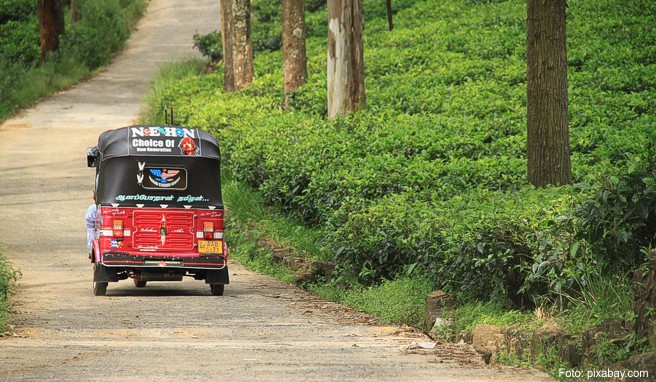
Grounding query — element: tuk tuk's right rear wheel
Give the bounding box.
[210,284,224,296]
[133,279,147,288]
[93,281,108,296]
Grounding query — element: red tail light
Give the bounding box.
[203,221,214,239]
[113,219,124,238]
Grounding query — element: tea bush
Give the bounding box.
[193,31,223,63]
[152,0,656,308]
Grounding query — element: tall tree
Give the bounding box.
[327,0,365,119]
[526,0,571,186]
[38,0,65,62]
[220,0,236,92]
[282,0,308,103]
[232,0,254,90]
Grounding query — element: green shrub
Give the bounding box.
[251,0,282,51]
[0,20,39,67]
[577,152,656,271]
[193,31,223,63]
[0,250,20,333]
[0,0,36,23]
[61,0,138,69]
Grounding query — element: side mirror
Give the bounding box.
[87,147,99,167]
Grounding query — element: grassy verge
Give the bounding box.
[0,246,20,334]
[220,172,435,326]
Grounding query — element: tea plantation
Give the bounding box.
[149,0,656,312]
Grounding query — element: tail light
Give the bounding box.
[113,219,124,238]
[203,221,214,239]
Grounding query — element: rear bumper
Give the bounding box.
[93,260,229,284]
[100,251,226,270]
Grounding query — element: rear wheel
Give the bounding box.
[93,281,108,296]
[210,284,224,296]
[134,279,147,288]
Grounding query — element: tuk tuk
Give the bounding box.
[86,125,228,296]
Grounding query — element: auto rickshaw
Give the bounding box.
[86,125,228,296]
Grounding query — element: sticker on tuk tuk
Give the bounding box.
[109,239,123,249]
[128,126,201,156]
[142,166,187,190]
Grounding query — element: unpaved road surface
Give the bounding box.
[0,1,552,380]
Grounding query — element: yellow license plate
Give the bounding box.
[198,240,223,254]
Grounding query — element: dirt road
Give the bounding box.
[0,1,552,380]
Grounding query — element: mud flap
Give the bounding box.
[94,263,119,282]
[205,266,229,284]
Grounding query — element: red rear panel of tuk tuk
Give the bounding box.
[98,206,224,260]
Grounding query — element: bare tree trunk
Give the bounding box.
[327,0,365,119]
[221,0,236,92]
[38,0,64,62]
[232,0,253,90]
[282,0,308,101]
[526,0,571,187]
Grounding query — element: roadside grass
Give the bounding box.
[220,172,434,326]
[1,55,93,120]
[0,245,20,334]
[221,173,327,284]
[307,275,434,326]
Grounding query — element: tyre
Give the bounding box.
[93,281,108,296]
[134,279,147,288]
[210,284,224,296]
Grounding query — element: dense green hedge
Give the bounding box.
[149,0,656,308]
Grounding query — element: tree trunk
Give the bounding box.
[526,0,571,187]
[282,0,308,100]
[55,0,65,36]
[38,0,64,62]
[232,0,254,90]
[327,0,365,119]
[221,0,236,92]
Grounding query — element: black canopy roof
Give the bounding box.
[97,125,220,160]
[92,126,222,207]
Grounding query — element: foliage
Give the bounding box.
[0,249,20,334]
[193,31,223,63]
[310,275,434,325]
[577,154,656,271]
[251,0,282,51]
[0,0,36,23]
[555,274,633,335]
[141,59,208,125]
[220,173,326,284]
[0,0,147,122]
[143,0,656,311]
[436,300,537,342]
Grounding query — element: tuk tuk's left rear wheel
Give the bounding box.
[93,281,108,296]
